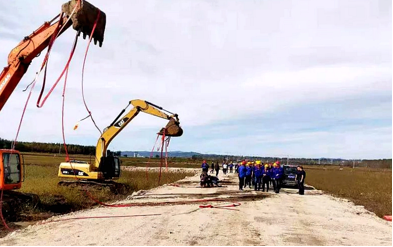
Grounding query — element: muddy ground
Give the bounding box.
[0,170,391,246]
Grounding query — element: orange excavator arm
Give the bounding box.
[0,0,106,112]
[0,15,69,111]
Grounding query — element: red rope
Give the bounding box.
[165,137,171,173]
[2,8,183,226]
[146,134,160,181]
[158,130,166,184]
[0,22,78,232]
[60,10,105,205]
[35,12,64,107]
[42,213,161,224]
[43,31,78,165]
[168,183,181,187]
[61,53,72,162]
[35,23,77,109]
[199,202,241,211]
[80,9,102,135]
[0,186,11,231]
[41,202,241,224]
[11,74,38,150]
[79,197,240,208]
[35,2,79,109]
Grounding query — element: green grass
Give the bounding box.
[304,166,392,217]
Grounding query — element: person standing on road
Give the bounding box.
[201,160,209,174]
[229,162,234,173]
[238,161,247,190]
[268,163,274,187]
[277,163,284,192]
[295,166,306,195]
[254,161,263,191]
[223,162,228,175]
[272,163,282,193]
[210,161,215,174]
[250,162,255,187]
[215,162,220,176]
[245,162,252,189]
[262,164,270,192]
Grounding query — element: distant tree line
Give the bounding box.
[191,154,392,169]
[1,137,391,168]
[0,138,96,155]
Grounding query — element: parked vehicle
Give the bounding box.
[282,165,298,187]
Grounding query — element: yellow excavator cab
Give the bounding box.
[58,157,121,180]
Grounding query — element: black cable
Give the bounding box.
[12,37,32,61]
[22,73,37,92]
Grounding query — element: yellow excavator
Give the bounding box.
[57,99,183,192]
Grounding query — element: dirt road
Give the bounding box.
[1,171,391,246]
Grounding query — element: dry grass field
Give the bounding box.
[4,153,391,223]
[11,153,194,218]
[120,156,201,168]
[304,165,392,217]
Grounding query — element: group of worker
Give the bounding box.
[201,159,307,195]
[201,160,284,193]
[236,160,284,193]
[201,160,235,176]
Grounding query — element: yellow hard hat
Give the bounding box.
[256,160,261,165]
[264,164,268,168]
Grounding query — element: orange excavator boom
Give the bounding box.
[0,0,106,112]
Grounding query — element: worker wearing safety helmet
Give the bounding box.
[268,163,274,187]
[275,162,284,193]
[254,161,263,191]
[238,161,247,190]
[262,164,271,192]
[245,162,253,189]
[271,163,281,193]
[201,160,209,174]
[250,161,255,187]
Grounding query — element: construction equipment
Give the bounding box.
[57,99,183,192]
[0,0,106,218]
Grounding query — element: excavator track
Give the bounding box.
[58,180,130,194]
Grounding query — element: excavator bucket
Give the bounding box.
[62,0,106,47]
[158,118,183,137]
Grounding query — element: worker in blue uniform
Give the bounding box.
[254,161,263,191]
[238,161,247,191]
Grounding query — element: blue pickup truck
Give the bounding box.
[282,165,298,187]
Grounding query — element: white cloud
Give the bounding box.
[0,0,391,158]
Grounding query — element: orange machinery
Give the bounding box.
[0,0,106,196]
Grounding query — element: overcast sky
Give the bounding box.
[0,0,391,159]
